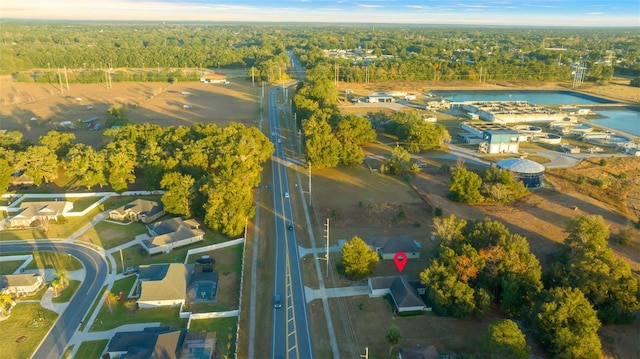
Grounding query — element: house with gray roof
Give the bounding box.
[6,201,73,228]
[105,326,187,359]
[109,199,165,223]
[141,218,205,255]
[364,236,421,260]
[398,345,439,359]
[0,273,44,296]
[136,264,190,308]
[368,275,428,313]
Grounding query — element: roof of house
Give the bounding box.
[107,326,186,359]
[389,276,425,309]
[138,264,189,303]
[111,199,164,217]
[0,274,41,288]
[12,201,73,220]
[399,345,439,359]
[364,236,420,254]
[369,276,398,290]
[145,218,204,248]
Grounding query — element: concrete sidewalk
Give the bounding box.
[304,285,371,303]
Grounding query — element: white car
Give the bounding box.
[284,192,289,199]
[277,138,282,144]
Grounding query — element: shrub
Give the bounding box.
[577,175,587,185]
[599,158,607,166]
[619,172,629,180]
[595,177,611,189]
[615,229,631,245]
[433,205,443,217]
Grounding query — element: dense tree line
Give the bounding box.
[423,214,639,358]
[293,65,376,169]
[1,125,273,237]
[3,21,638,83]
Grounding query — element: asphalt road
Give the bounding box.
[269,87,313,359]
[0,241,108,359]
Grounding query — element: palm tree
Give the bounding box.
[0,294,15,317]
[384,325,402,357]
[54,269,70,289]
[50,278,62,297]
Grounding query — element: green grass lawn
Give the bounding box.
[0,260,24,275]
[0,303,58,359]
[24,251,83,271]
[78,221,148,249]
[52,280,81,303]
[90,306,187,332]
[79,284,107,332]
[73,339,108,359]
[189,316,238,358]
[111,275,137,296]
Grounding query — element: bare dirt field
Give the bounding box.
[0,72,261,145]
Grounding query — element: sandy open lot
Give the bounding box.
[0,72,262,145]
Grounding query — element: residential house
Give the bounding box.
[105,326,187,359]
[0,274,44,296]
[368,275,428,313]
[136,264,190,308]
[364,236,421,260]
[141,218,205,255]
[6,201,73,228]
[109,199,165,223]
[398,345,439,359]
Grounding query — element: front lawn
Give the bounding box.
[24,251,83,271]
[77,221,148,249]
[0,260,24,274]
[90,305,187,332]
[73,339,109,359]
[52,280,81,303]
[189,316,238,359]
[0,303,58,359]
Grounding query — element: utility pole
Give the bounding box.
[479,66,483,83]
[57,68,63,93]
[324,218,330,278]
[64,67,69,91]
[120,249,124,273]
[308,162,312,204]
[251,66,255,87]
[334,63,338,87]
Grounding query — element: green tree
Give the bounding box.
[303,114,342,169]
[531,287,602,359]
[340,236,379,280]
[54,269,70,289]
[335,114,376,145]
[482,319,530,359]
[385,145,411,175]
[563,215,610,257]
[432,214,466,242]
[104,140,137,193]
[66,143,107,189]
[106,104,129,127]
[50,278,62,297]
[160,172,195,217]
[384,325,402,356]
[39,130,76,158]
[0,294,15,317]
[481,167,527,203]
[15,145,59,186]
[449,167,483,203]
[0,158,12,193]
[201,177,254,237]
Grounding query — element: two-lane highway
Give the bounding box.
[269,87,314,359]
[0,241,108,359]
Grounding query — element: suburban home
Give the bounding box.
[398,345,439,359]
[368,276,428,313]
[0,273,44,296]
[180,332,216,359]
[364,236,421,260]
[105,326,187,359]
[6,201,73,228]
[140,218,205,255]
[136,263,190,308]
[109,199,165,223]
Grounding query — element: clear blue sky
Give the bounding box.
[2,0,639,26]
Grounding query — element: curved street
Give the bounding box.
[0,241,107,359]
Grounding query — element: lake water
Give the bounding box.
[430,90,638,136]
[592,110,640,136]
[430,90,615,105]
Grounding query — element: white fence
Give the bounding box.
[183,238,245,263]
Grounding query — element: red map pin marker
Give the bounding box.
[394,252,407,272]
